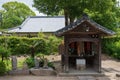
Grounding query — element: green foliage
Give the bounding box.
[33,0,120,30]
[25,57,34,68]
[37,32,45,38]
[47,62,55,69]
[0,46,11,61]
[25,55,55,69]
[0,61,6,76]
[102,36,120,59]
[0,1,35,29]
[46,35,62,55]
[0,35,62,56]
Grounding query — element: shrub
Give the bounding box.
[102,36,120,59]
[0,61,6,76]
[0,46,11,61]
[46,35,62,55]
[25,57,35,68]
[0,35,62,56]
[47,62,55,69]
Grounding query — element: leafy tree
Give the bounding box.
[33,0,120,30]
[0,1,35,29]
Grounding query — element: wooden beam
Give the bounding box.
[67,32,99,35]
[68,38,99,44]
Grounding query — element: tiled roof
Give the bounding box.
[8,16,65,33]
[55,14,115,36]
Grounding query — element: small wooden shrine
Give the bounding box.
[55,14,115,72]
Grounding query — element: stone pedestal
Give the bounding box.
[30,68,56,76]
[9,69,29,75]
[76,59,86,70]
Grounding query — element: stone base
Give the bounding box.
[9,69,29,75]
[30,68,56,76]
[76,64,86,70]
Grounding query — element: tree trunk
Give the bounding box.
[69,17,74,24]
[64,9,69,26]
[31,47,35,58]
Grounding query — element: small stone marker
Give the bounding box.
[22,62,28,70]
[11,56,17,70]
[43,58,48,68]
[34,58,39,69]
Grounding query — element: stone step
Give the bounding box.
[58,72,105,77]
[30,68,56,76]
[9,69,29,75]
[77,76,111,80]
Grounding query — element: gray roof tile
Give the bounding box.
[8,16,65,33]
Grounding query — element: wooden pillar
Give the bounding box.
[98,38,101,72]
[64,37,69,72]
[77,42,81,56]
[93,41,100,72]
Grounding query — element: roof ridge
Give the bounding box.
[30,16,64,18]
[20,17,31,29]
[55,15,115,36]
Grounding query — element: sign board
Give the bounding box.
[76,59,86,65]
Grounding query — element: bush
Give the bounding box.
[46,35,62,55]
[0,46,11,61]
[25,57,35,68]
[102,36,120,59]
[0,35,62,56]
[0,61,6,76]
[47,62,55,69]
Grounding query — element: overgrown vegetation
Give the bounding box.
[25,53,55,69]
[0,34,60,73]
[0,61,6,76]
[102,36,120,59]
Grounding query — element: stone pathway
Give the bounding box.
[101,56,120,80]
[102,60,120,73]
